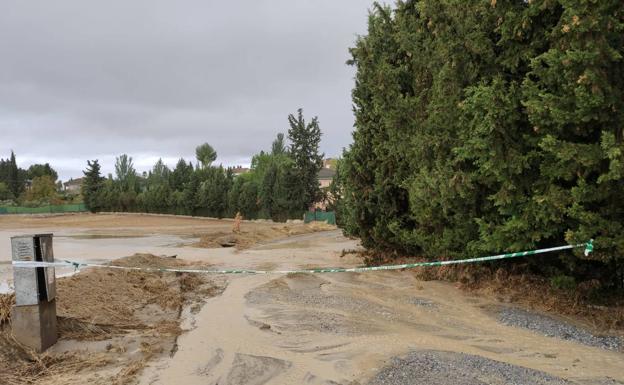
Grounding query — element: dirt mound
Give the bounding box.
[0,253,226,385]
[194,222,337,249]
[55,253,214,328]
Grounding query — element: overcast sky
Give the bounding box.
[0,1,374,180]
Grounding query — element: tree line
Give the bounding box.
[336,1,624,289]
[82,109,324,221]
[0,152,64,204]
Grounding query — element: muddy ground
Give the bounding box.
[0,213,623,385]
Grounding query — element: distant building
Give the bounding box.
[317,168,336,189]
[323,158,337,170]
[63,177,84,193]
[231,166,250,177]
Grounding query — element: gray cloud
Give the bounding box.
[0,0,372,179]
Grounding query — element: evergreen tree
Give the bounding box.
[0,182,11,201]
[340,0,624,288]
[229,172,262,220]
[287,108,324,210]
[195,166,231,218]
[170,158,193,191]
[142,159,172,213]
[7,151,22,198]
[521,0,624,285]
[82,160,104,212]
[271,133,287,156]
[258,158,303,221]
[182,170,201,215]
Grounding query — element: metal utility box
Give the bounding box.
[11,234,56,305]
[12,299,57,352]
[11,234,57,352]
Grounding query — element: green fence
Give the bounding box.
[0,203,87,215]
[304,211,336,225]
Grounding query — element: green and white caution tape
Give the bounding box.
[11,240,594,275]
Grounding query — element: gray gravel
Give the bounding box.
[404,297,438,309]
[498,307,622,351]
[368,350,572,385]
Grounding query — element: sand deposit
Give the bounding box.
[0,213,622,385]
[0,253,226,385]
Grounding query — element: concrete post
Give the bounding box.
[11,234,57,352]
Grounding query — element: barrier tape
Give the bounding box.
[10,240,594,275]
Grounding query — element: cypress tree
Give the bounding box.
[8,151,21,198]
[271,133,287,156]
[82,160,104,213]
[341,0,624,287]
[287,108,324,211]
[522,0,624,285]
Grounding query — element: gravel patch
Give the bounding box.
[405,297,438,309]
[368,350,571,385]
[498,307,622,351]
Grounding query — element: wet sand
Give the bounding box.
[1,214,622,384]
[147,264,623,384]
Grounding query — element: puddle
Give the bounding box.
[60,234,148,240]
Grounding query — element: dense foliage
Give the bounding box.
[0,152,25,199]
[0,151,66,204]
[339,0,624,288]
[81,109,325,221]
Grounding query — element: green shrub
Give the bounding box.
[550,275,577,291]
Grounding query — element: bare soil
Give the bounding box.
[0,213,232,231]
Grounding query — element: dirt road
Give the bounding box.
[1,214,622,384]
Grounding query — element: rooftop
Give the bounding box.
[318,168,336,180]
[63,177,85,186]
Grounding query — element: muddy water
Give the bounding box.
[139,232,624,385]
[0,228,191,292]
[1,223,622,384]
